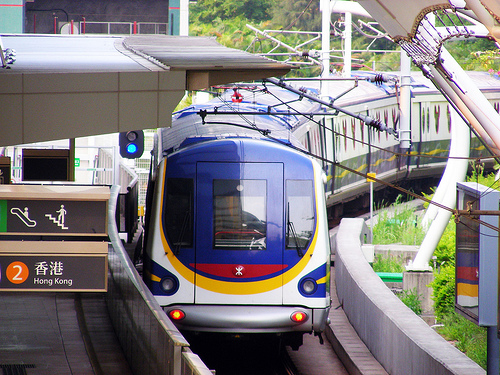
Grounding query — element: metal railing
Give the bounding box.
[80,21,168,35]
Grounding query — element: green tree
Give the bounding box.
[191,0,274,23]
[270,0,321,31]
[445,38,499,70]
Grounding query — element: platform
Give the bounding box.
[0,290,131,374]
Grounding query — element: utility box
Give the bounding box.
[455,182,498,326]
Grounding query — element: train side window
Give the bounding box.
[286,180,315,250]
[165,178,194,249]
[213,179,267,250]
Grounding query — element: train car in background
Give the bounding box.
[290,71,500,221]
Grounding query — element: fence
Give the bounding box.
[79,21,168,35]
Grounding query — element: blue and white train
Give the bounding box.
[143,84,332,349]
[143,71,500,348]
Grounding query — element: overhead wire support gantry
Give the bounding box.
[264,77,397,137]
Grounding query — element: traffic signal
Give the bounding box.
[119,130,144,159]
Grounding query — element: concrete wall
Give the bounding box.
[335,218,485,375]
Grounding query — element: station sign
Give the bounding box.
[0,241,108,292]
[0,185,109,237]
[0,199,106,235]
[0,185,110,292]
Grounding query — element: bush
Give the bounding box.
[430,265,456,322]
[432,220,456,269]
[398,287,422,316]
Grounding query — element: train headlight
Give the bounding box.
[299,278,317,295]
[160,276,179,295]
[291,311,308,323]
[168,309,185,321]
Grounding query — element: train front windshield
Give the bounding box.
[213,179,267,250]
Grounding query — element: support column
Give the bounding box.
[403,271,435,323]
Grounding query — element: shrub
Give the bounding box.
[398,287,422,316]
[430,265,456,321]
[432,220,456,269]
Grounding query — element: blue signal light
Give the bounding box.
[126,143,138,154]
[119,130,144,159]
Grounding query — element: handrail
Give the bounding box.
[80,21,168,35]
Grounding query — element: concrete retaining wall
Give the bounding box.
[335,218,485,375]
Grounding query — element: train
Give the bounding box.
[288,71,500,221]
[143,84,332,349]
[142,71,500,349]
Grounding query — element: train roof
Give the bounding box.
[159,84,321,155]
[290,70,500,107]
[158,70,500,157]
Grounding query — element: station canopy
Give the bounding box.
[357,0,453,38]
[0,34,291,147]
[358,0,500,42]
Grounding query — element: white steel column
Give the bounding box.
[431,48,500,153]
[320,0,331,99]
[408,108,469,271]
[399,51,411,150]
[343,11,352,77]
[179,0,190,36]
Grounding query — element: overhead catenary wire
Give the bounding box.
[197,106,500,234]
[198,81,500,232]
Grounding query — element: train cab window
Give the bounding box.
[286,180,315,251]
[165,178,194,249]
[213,179,266,250]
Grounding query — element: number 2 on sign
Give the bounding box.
[7,262,29,284]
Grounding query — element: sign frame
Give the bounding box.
[0,185,110,238]
[455,182,498,326]
[0,241,108,292]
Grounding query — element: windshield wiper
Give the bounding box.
[287,202,304,258]
[174,211,191,255]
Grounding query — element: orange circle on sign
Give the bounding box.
[6,261,29,284]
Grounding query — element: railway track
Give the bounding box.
[183,267,351,375]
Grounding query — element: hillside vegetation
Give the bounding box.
[189,0,500,76]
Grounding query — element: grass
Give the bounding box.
[372,196,426,245]
[435,313,487,369]
[372,253,404,273]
